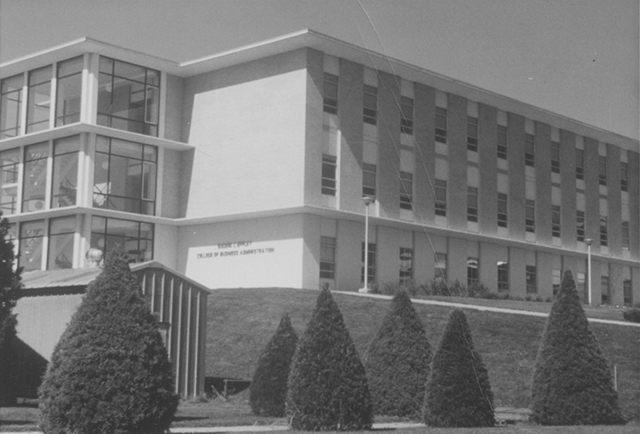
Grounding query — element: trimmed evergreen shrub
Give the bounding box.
[38,249,179,434]
[250,313,298,417]
[531,270,624,425]
[286,288,372,431]
[423,309,495,427]
[0,214,22,406]
[365,290,431,418]
[622,308,640,323]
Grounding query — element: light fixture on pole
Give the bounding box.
[585,238,593,305]
[359,196,376,293]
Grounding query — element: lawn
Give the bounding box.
[206,287,640,421]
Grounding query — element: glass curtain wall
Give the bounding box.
[19,220,45,271]
[22,143,49,212]
[91,216,153,263]
[0,149,20,214]
[0,75,24,139]
[26,66,52,133]
[51,136,80,208]
[55,56,83,126]
[48,216,76,269]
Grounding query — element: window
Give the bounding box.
[322,73,338,114]
[552,269,561,296]
[601,276,610,304]
[321,154,337,196]
[525,134,535,167]
[497,125,507,159]
[467,257,479,287]
[0,148,19,215]
[98,57,160,136]
[399,247,413,284]
[600,216,608,247]
[435,179,447,217]
[362,163,376,198]
[621,162,628,191]
[467,116,478,152]
[0,74,24,139]
[361,242,376,284]
[525,199,535,233]
[400,171,413,210]
[435,253,447,282]
[91,216,154,263]
[19,220,45,272]
[526,265,537,294]
[51,136,80,208]
[467,186,478,222]
[576,149,584,180]
[497,261,509,291]
[599,155,607,186]
[55,56,83,126]
[93,136,157,215]
[48,216,76,270]
[551,141,560,173]
[623,279,633,306]
[622,221,630,249]
[27,66,52,133]
[320,236,336,279]
[363,84,377,125]
[435,107,447,143]
[23,143,49,213]
[497,193,508,228]
[576,210,585,242]
[400,97,413,134]
[551,205,561,238]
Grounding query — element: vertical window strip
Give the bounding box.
[551,141,560,173]
[576,210,585,242]
[26,66,52,133]
[600,215,608,246]
[467,257,479,287]
[497,261,509,291]
[467,186,478,222]
[321,154,337,196]
[361,242,376,284]
[551,205,561,238]
[323,73,338,114]
[319,236,336,279]
[525,199,535,233]
[576,149,585,180]
[400,96,413,134]
[620,162,628,191]
[497,193,508,228]
[526,265,537,294]
[435,107,447,143]
[363,84,377,125]
[435,179,447,216]
[399,171,413,210]
[599,155,607,186]
[497,125,507,159]
[399,247,413,284]
[525,134,535,167]
[622,221,630,249]
[0,74,24,139]
[467,116,478,152]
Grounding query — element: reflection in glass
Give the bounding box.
[19,220,44,271]
[55,57,83,126]
[27,66,52,133]
[48,216,76,269]
[22,143,49,212]
[51,136,79,208]
[0,149,20,215]
[91,216,153,263]
[0,74,24,139]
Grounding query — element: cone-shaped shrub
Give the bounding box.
[250,313,298,416]
[286,288,373,431]
[365,290,431,418]
[423,309,495,427]
[531,270,624,425]
[39,249,179,434]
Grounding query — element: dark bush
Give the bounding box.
[39,250,179,434]
[286,287,372,431]
[622,309,640,323]
[531,270,624,425]
[423,309,495,428]
[250,313,298,417]
[365,290,431,418]
[0,213,22,406]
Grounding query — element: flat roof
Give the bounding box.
[1,29,637,150]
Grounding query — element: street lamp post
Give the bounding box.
[585,238,593,305]
[360,196,376,293]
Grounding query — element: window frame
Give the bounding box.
[399,247,413,284]
[362,163,376,198]
[526,265,537,294]
[497,125,507,160]
[435,179,447,217]
[399,171,413,210]
[435,107,447,144]
[321,154,337,196]
[363,84,377,125]
[551,204,561,238]
[525,199,535,233]
[319,236,336,279]
[467,116,478,152]
[497,261,509,291]
[400,96,413,135]
[525,134,535,167]
[323,73,338,115]
[497,192,508,228]
[467,186,478,222]
[551,141,560,173]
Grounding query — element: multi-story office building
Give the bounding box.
[1,29,638,309]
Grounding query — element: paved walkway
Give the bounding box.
[336,291,640,328]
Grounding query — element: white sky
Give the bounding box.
[0,0,638,140]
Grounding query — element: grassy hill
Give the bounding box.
[206,288,640,420]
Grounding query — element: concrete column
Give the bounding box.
[534,122,552,244]
[336,219,363,292]
[414,231,435,283]
[377,71,401,220]
[377,226,401,287]
[479,242,501,292]
[507,113,526,241]
[446,94,468,230]
[536,251,554,299]
[478,103,498,235]
[609,262,625,306]
[509,247,527,298]
[338,59,364,212]
[447,237,468,285]
[413,83,435,225]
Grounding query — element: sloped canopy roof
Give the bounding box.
[20,261,211,296]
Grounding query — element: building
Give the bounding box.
[0,29,638,315]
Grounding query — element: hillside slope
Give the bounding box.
[206,288,640,420]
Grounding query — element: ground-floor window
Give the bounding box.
[623,279,632,306]
[576,272,586,302]
[526,265,537,294]
[19,220,45,272]
[399,247,413,284]
[601,275,610,305]
[434,252,447,282]
[360,242,376,284]
[497,261,509,291]
[48,216,76,269]
[552,269,561,296]
[319,236,336,279]
[467,257,479,287]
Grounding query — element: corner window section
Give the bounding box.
[0,149,20,215]
[98,57,160,136]
[23,143,49,213]
[93,136,157,215]
[91,216,153,263]
[55,56,83,127]
[48,216,76,270]
[0,74,24,140]
[26,66,52,133]
[51,136,80,208]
